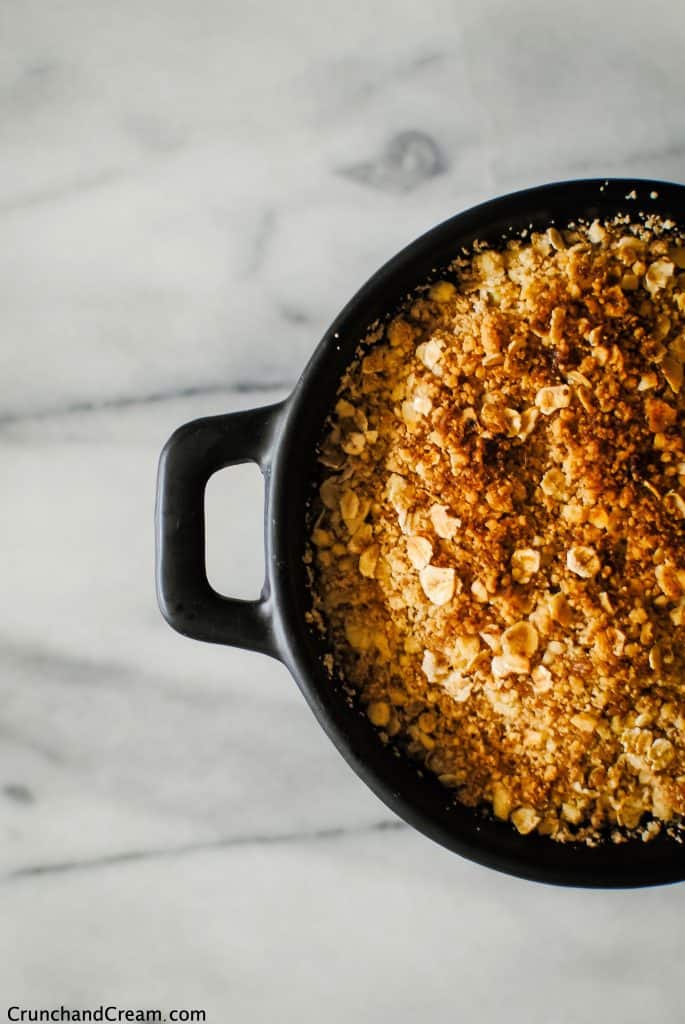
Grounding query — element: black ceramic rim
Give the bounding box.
[157,177,685,888]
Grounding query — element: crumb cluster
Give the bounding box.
[306,216,685,844]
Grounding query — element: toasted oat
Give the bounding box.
[511,807,541,835]
[502,621,539,659]
[358,545,379,579]
[492,782,512,820]
[535,385,571,415]
[540,467,567,500]
[419,565,457,606]
[662,353,683,394]
[406,535,433,570]
[645,259,675,295]
[429,504,460,539]
[566,545,601,579]
[308,215,685,845]
[511,548,541,584]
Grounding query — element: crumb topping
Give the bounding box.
[306,217,685,844]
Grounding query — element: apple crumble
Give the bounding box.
[306,216,685,844]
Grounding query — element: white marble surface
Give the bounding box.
[3,0,685,1018]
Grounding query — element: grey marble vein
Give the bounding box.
[0,380,294,427]
[1,58,78,117]
[0,168,132,217]
[3,782,35,805]
[243,207,278,277]
[0,723,65,765]
[6,819,405,883]
[338,130,448,193]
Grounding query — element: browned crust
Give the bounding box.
[306,218,685,844]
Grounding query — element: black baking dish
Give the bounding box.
[155,178,685,887]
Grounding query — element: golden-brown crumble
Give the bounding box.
[306,217,685,844]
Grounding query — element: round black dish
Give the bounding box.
[156,178,685,887]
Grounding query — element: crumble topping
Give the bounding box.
[306,217,685,844]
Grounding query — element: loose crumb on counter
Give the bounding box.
[306,215,685,844]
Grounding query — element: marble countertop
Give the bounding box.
[3,0,685,1019]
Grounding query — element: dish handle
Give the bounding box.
[155,402,286,658]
